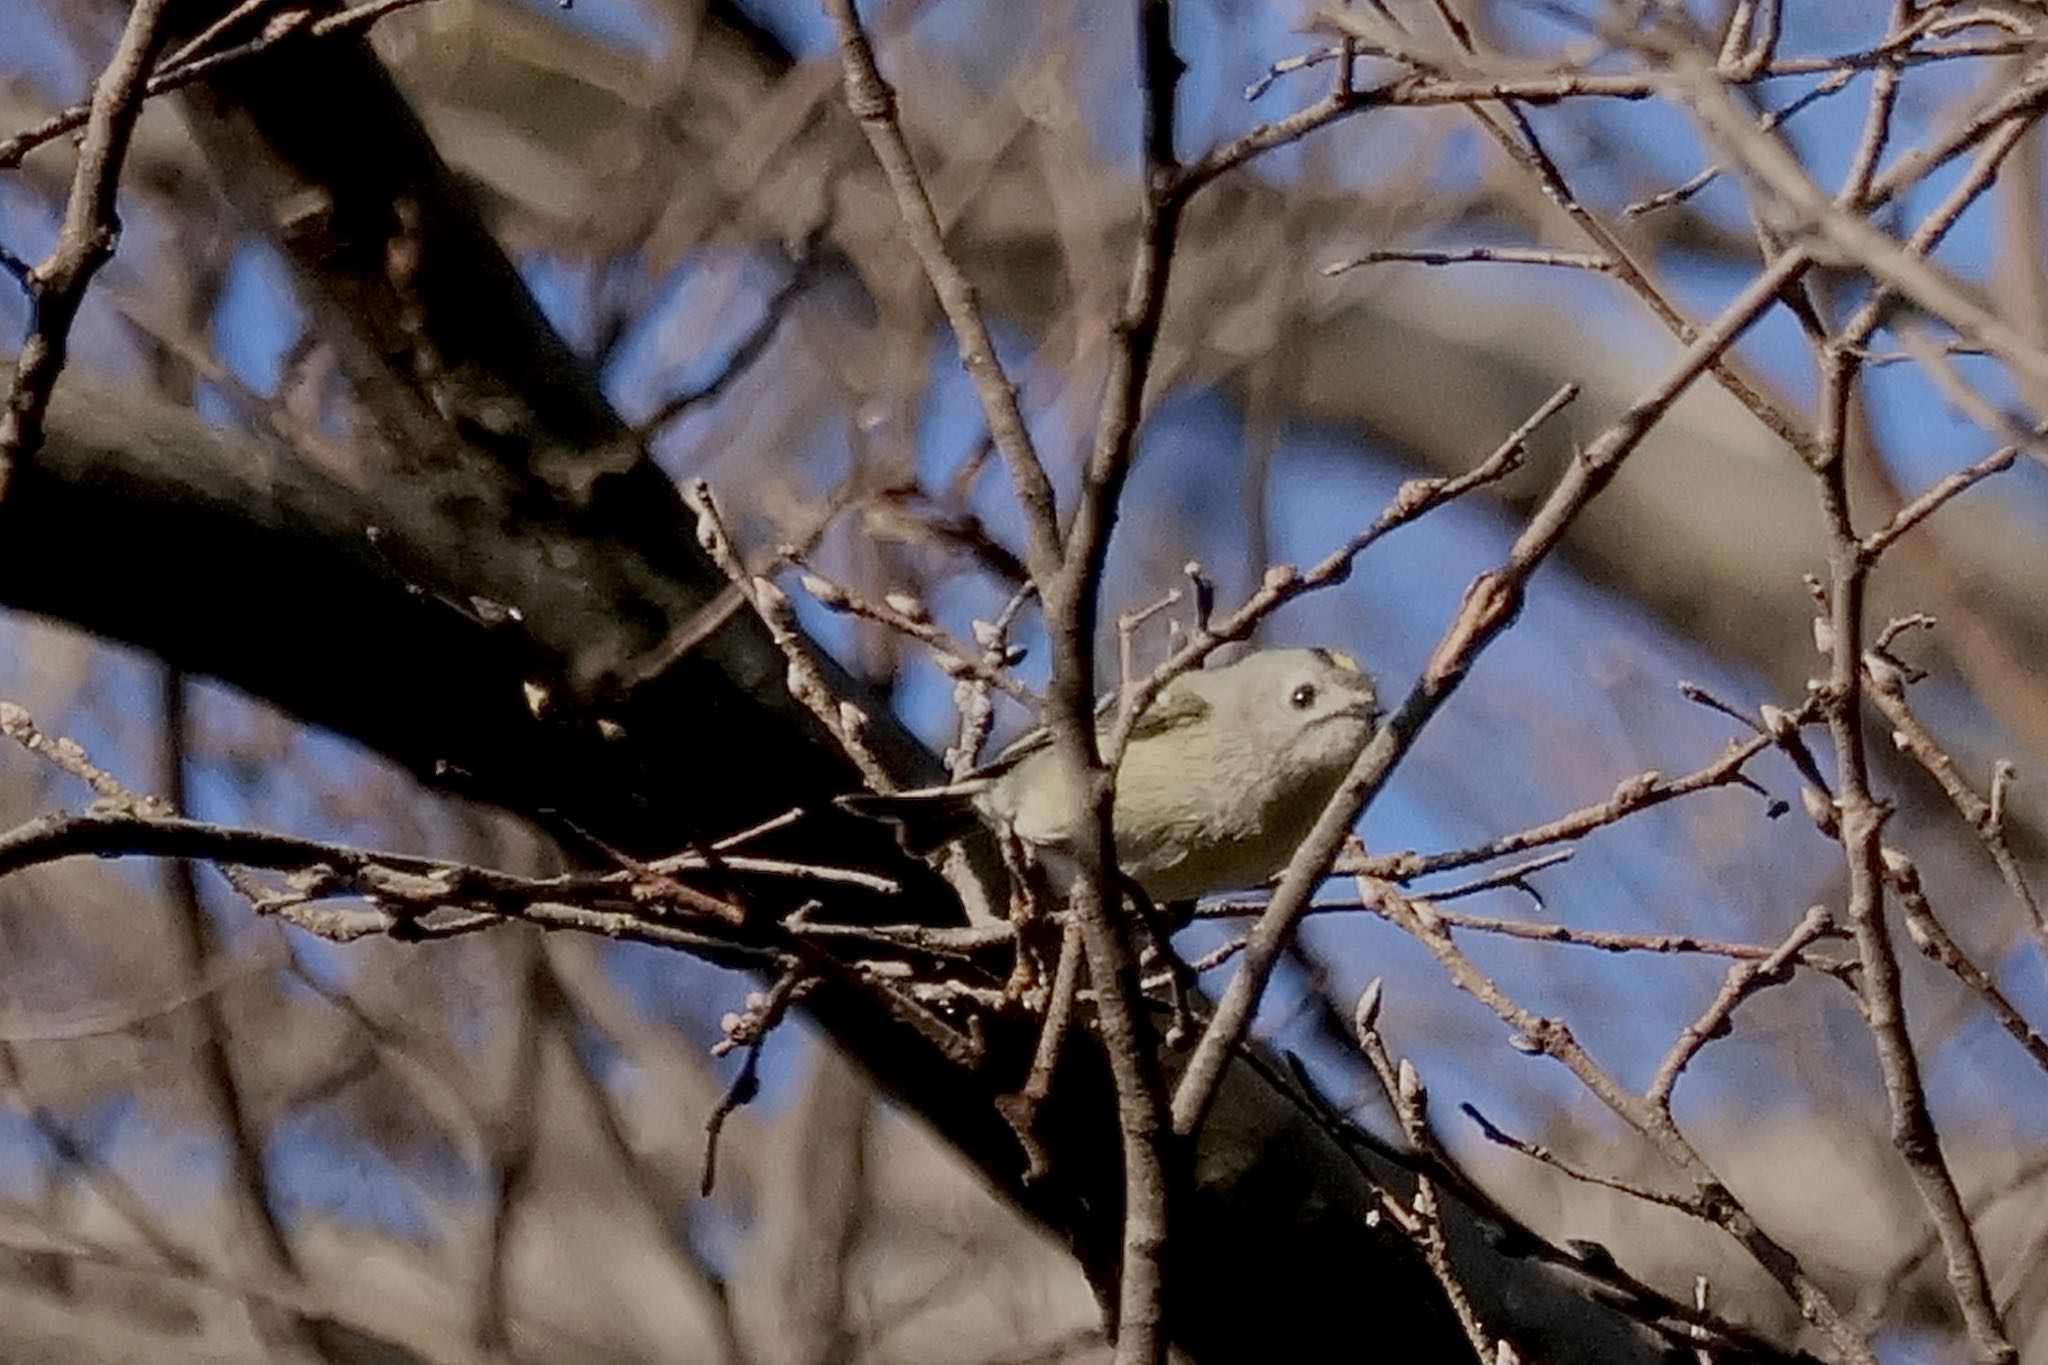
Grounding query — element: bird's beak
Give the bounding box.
[1334,698,1383,727]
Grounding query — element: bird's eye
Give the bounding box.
[1290,683,1317,710]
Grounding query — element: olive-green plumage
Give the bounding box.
[840,647,1381,902]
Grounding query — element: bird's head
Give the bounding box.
[1201,646,1382,775]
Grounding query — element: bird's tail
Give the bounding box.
[836,784,985,857]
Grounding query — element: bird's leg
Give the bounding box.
[997,829,1061,1009]
[994,915,1083,1182]
[1122,875,1197,1046]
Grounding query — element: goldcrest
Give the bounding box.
[841,647,1382,902]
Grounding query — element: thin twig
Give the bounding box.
[1644,906,1837,1108]
[0,0,174,500]
[1196,890,1857,981]
[950,584,1035,777]
[636,226,826,440]
[1883,849,2048,1081]
[1864,656,2048,973]
[1340,705,1809,884]
[0,0,441,173]
[682,480,896,791]
[1860,445,2021,560]
[1460,1102,1702,1214]
[702,968,808,1196]
[0,701,169,814]
[1323,247,1615,274]
[1353,1005,1496,1361]
[795,563,1037,704]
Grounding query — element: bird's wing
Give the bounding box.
[976,685,1212,775]
[1123,686,1212,743]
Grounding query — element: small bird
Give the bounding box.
[840,647,1382,903]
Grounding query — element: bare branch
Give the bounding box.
[1,0,174,498]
